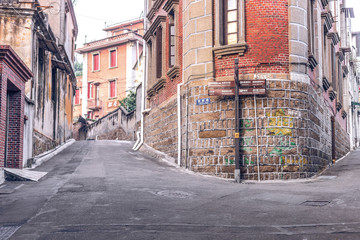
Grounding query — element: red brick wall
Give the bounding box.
[0,63,26,169]
[215,0,289,77]
[149,0,183,108]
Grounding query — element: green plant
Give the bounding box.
[119,91,136,112]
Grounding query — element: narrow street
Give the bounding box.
[1,141,360,240]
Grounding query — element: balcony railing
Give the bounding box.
[88,99,102,110]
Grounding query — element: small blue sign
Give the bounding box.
[196,98,211,106]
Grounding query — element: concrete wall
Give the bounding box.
[86,107,137,141]
[23,98,34,167]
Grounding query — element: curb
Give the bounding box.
[30,139,76,169]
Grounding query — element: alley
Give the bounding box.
[1,141,360,240]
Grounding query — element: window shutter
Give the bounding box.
[110,81,115,98]
[93,54,99,70]
[75,89,80,104]
[110,50,116,67]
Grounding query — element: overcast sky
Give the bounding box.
[73,0,360,47]
[74,0,144,47]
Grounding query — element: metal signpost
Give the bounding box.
[234,59,241,183]
[207,60,267,183]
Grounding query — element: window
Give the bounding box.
[88,82,94,98]
[93,53,100,71]
[308,0,315,54]
[109,49,117,68]
[331,44,336,91]
[307,0,318,70]
[109,80,116,98]
[75,89,80,105]
[224,0,238,45]
[169,11,175,68]
[213,0,246,58]
[156,27,163,78]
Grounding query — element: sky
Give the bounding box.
[347,0,360,31]
[73,0,144,48]
[72,0,360,47]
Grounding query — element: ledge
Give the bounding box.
[167,65,180,79]
[321,11,334,32]
[342,110,347,119]
[327,31,340,46]
[322,77,330,91]
[320,0,329,9]
[308,54,318,70]
[144,15,167,42]
[163,0,179,13]
[329,89,336,101]
[147,77,166,98]
[336,102,342,112]
[213,43,247,59]
[147,0,166,21]
[336,51,344,62]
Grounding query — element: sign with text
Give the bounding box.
[208,80,266,88]
[107,100,119,108]
[196,98,211,106]
[208,88,266,96]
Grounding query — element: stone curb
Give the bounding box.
[30,139,76,169]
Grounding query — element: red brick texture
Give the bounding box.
[215,0,289,78]
[0,46,32,169]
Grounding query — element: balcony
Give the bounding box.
[88,99,102,110]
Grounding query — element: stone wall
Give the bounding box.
[33,129,57,157]
[176,78,349,180]
[86,107,136,141]
[144,95,178,160]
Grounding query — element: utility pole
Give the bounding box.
[234,58,241,183]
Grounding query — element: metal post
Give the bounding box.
[234,58,241,183]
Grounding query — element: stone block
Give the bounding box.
[189,0,205,19]
[199,130,226,138]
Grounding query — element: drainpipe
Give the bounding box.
[133,0,148,151]
[177,81,184,166]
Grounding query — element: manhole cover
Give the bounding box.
[155,190,193,199]
[0,226,20,240]
[301,200,331,207]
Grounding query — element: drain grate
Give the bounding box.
[301,200,331,207]
[0,226,20,240]
[155,190,193,199]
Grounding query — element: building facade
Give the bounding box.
[141,0,360,180]
[75,19,143,121]
[0,0,78,172]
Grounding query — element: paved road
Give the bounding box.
[1,140,360,240]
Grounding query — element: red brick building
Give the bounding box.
[141,0,359,180]
[0,46,32,173]
[75,19,144,120]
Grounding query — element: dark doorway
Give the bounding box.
[4,92,10,168]
[5,80,22,168]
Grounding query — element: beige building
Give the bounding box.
[139,0,360,180]
[0,0,78,166]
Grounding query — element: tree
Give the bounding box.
[119,91,136,112]
[74,60,83,77]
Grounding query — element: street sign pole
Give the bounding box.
[234,58,241,183]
